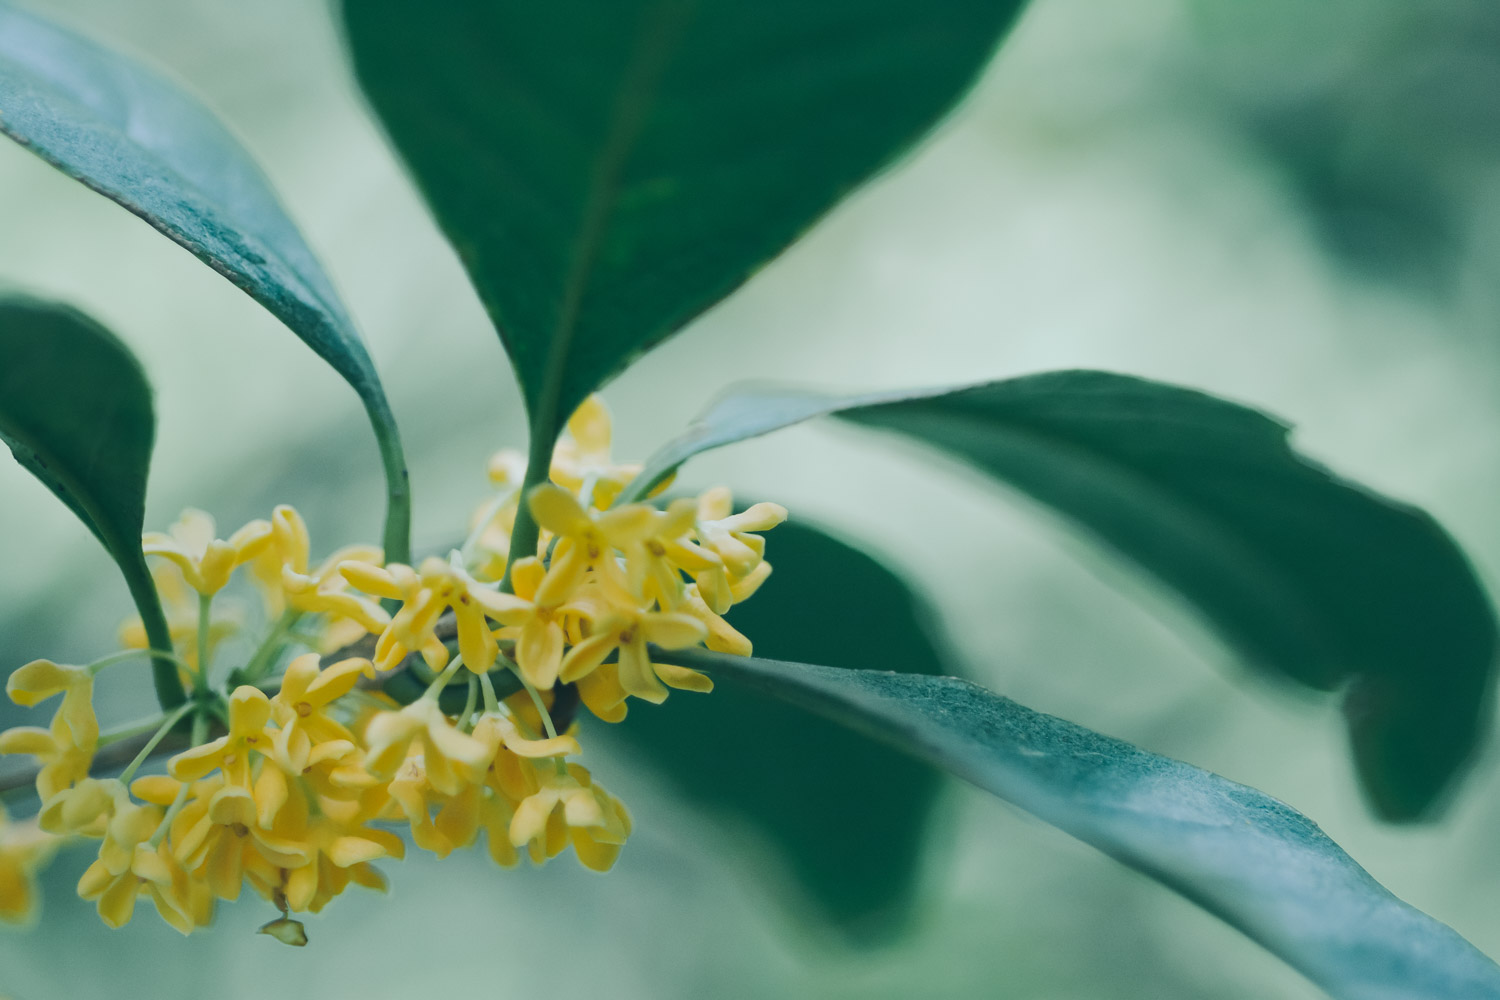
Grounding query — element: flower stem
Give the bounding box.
[148,711,208,848]
[119,701,194,785]
[511,667,559,740]
[499,424,559,592]
[240,609,302,685]
[195,593,213,695]
[459,675,479,730]
[478,670,500,714]
[420,656,468,703]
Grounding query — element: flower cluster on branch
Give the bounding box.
[0,397,783,939]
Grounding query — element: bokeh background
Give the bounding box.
[3,0,1500,996]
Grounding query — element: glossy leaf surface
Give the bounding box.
[343,0,1029,445]
[0,299,180,706]
[0,2,409,561]
[663,648,1500,1000]
[629,373,1498,818]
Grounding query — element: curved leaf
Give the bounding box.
[342,0,1029,449]
[0,299,181,707]
[0,2,410,563]
[598,519,946,936]
[625,373,1498,819]
[660,648,1500,1000]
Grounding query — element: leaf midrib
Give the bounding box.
[534,0,696,432]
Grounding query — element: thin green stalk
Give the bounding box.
[149,711,208,849]
[459,674,479,730]
[195,593,213,695]
[86,647,184,677]
[420,655,468,702]
[511,667,559,740]
[478,670,500,714]
[240,609,302,685]
[460,488,517,566]
[499,422,559,591]
[119,701,194,785]
[98,713,178,749]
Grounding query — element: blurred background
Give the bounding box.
[2,0,1500,996]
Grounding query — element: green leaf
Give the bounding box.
[660,648,1500,1000]
[0,2,410,563]
[0,299,182,708]
[625,373,1498,819]
[342,0,1029,449]
[597,519,946,937]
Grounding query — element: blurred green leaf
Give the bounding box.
[342,0,1029,448]
[596,519,946,937]
[663,647,1500,1000]
[628,373,1498,819]
[0,299,181,707]
[0,1,410,563]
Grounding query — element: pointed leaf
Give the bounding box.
[599,519,945,936]
[0,299,181,707]
[0,2,409,562]
[662,648,1500,1000]
[342,0,1029,445]
[626,373,1498,819]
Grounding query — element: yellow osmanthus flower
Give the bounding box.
[527,483,658,606]
[509,764,630,872]
[76,797,205,934]
[691,488,786,613]
[242,783,401,914]
[269,506,390,634]
[361,697,493,795]
[342,557,515,674]
[143,775,310,903]
[269,654,366,749]
[486,555,594,689]
[559,605,709,705]
[142,508,273,596]
[0,660,99,802]
[38,776,124,837]
[0,806,57,924]
[5,659,98,750]
[548,394,644,509]
[623,498,724,609]
[168,686,273,787]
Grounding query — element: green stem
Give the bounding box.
[123,550,186,710]
[98,713,178,749]
[119,701,194,785]
[478,670,500,714]
[460,488,518,566]
[499,421,560,592]
[420,656,468,703]
[511,666,559,740]
[149,711,208,848]
[86,647,181,677]
[459,675,479,730]
[240,609,302,685]
[195,593,214,696]
[367,395,412,567]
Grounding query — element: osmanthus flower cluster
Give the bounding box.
[0,397,785,941]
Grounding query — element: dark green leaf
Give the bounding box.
[0,2,410,563]
[596,519,946,937]
[627,373,1498,819]
[0,299,181,707]
[342,0,1029,447]
[661,648,1500,1000]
